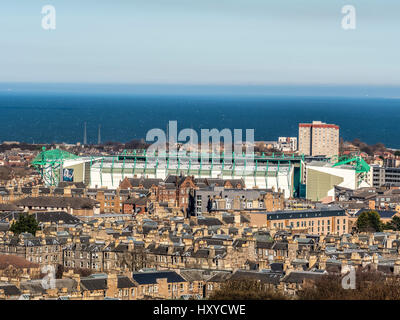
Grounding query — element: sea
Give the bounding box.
[0,88,399,148]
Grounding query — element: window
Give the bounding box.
[180,283,184,292]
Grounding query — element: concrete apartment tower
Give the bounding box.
[298,121,339,157]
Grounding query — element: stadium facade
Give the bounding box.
[33,149,306,199]
[32,149,371,201]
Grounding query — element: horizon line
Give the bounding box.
[1,82,400,87]
[1,82,399,99]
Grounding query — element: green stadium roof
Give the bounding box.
[32,148,78,165]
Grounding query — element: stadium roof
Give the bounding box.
[32,148,78,165]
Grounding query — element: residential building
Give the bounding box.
[278,137,297,152]
[243,206,348,235]
[298,121,339,157]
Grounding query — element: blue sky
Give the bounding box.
[1,0,399,85]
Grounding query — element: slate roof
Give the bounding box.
[282,271,326,284]
[197,217,223,226]
[132,271,186,285]
[270,263,284,272]
[0,284,21,296]
[32,211,82,224]
[206,271,232,282]
[0,203,22,212]
[127,178,162,189]
[222,214,234,224]
[147,244,169,255]
[54,188,65,195]
[190,249,210,259]
[205,178,245,188]
[1,211,81,225]
[80,278,108,291]
[229,270,283,285]
[71,189,85,195]
[355,209,397,219]
[14,196,98,210]
[38,187,51,194]
[272,241,288,251]
[179,269,211,282]
[264,207,346,220]
[117,276,137,288]
[256,241,274,249]
[232,239,246,248]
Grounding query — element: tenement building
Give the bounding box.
[192,186,284,216]
[243,206,348,235]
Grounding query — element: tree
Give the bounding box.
[298,268,400,300]
[384,216,400,231]
[187,192,195,217]
[55,264,64,279]
[117,247,147,272]
[65,267,93,277]
[356,210,383,232]
[10,213,40,236]
[206,198,213,213]
[208,280,287,300]
[124,139,149,150]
